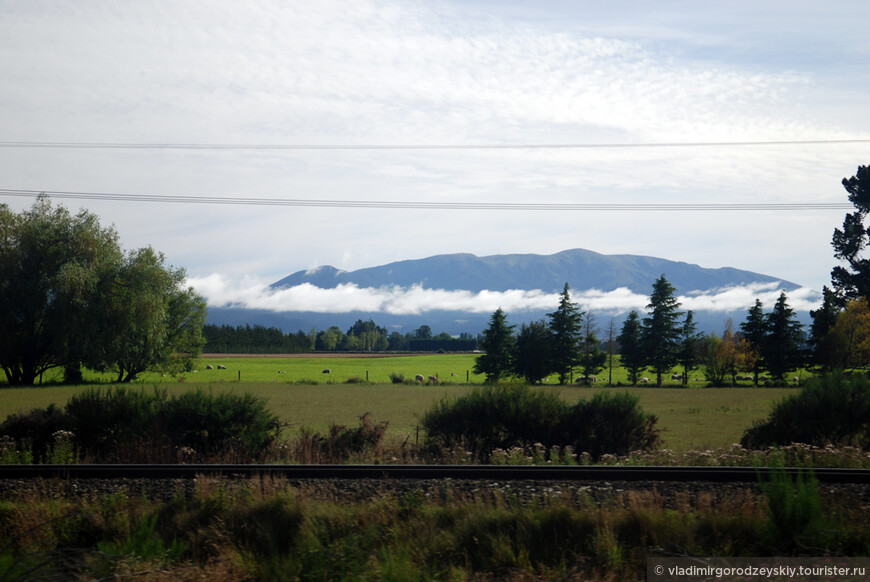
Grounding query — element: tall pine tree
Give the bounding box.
[473,308,516,383]
[739,299,767,385]
[642,275,683,387]
[762,292,805,383]
[617,310,645,385]
[547,283,584,385]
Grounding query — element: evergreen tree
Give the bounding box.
[739,299,767,384]
[579,313,607,383]
[473,308,516,383]
[809,285,842,371]
[762,292,805,382]
[677,310,701,385]
[512,320,553,384]
[617,310,645,385]
[642,275,683,386]
[547,283,584,384]
[831,165,870,304]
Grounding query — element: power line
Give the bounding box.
[0,188,852,211]
[0,139,868,151]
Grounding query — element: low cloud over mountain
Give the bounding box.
[190,249,821,334]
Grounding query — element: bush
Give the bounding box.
[564,392,660,459]
[0,387,279,463]
[421,385,569,461]
[294,413,388,463]
[0,404,70,461]
[741,373,870,449]
[421,386,659,462]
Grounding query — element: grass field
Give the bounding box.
[0,353,799,453]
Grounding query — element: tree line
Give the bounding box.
[202,321,478,354]
[0,197,207,385]
[476,277,807,387]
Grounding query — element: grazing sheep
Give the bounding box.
[206,365,214,370]
[639,377,650,384]
[322,368,331,374]
[278,370,286,374]
[216,365,227,370]
[671,373,683,381]
[415,374,424,383]
[428,375,438,384]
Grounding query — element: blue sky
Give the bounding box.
[1,0,868,316]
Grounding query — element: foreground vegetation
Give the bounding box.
[0,381,795,454]
[1,467,867,581]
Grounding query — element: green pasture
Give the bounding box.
[0,353,799,453]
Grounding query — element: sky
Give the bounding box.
[2,1,869,319]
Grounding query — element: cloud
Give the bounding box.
[188,275,822,316]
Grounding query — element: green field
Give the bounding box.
[0,354,798,453]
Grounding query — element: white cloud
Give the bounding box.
[188,275,821,316]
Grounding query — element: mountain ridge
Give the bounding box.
[270,248,800,294]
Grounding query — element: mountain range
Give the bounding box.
[207,249,808,335]
[270,249,800,294]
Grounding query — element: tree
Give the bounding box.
[739,299,767,385]
[345,319,388,351]
[809,286,842,371]
[315,326,345,351]
[86,247,206,383]
[831,165,870,304]
[762,292,806,382]
[677,310,701,385]
[387,331,407,351]
[617,310,645,385]
[578,313,607,383]
[699,322,755,387]
[547,283,584,384]
[641,275,683,386]
[473,308,516,383]
[0,197,121,385]
[0,198,206,385]
[512,320,553,384]
[817,297,870,370]
[414,325,433,339]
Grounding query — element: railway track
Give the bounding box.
[1,464,869,483]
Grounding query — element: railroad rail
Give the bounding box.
[1,464,869,483]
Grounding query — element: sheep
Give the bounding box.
[322,368,331,374]
[216,365,227,370]
[278,370,286,374]
[428,375,438,384]
[671,373,683,381]
[639,377,651,384]
[206,365,214,370]
[415,374,424,383]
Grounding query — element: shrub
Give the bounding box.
[294,413,389,463]
[421,386,660,462]
[0,387,279,463]
[421,385,569,461]
[741,373,870,449]
[564,392,661,458]
[388,372,405,384]
[0,404,70,461]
